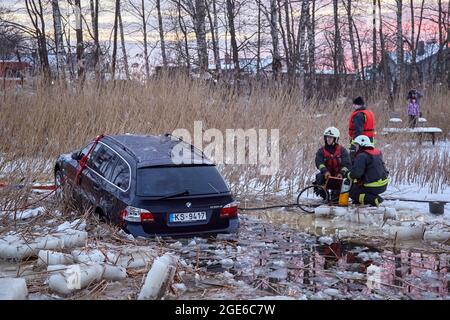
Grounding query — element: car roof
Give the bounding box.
[102,134,214,167]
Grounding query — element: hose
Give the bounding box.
[239,185,329,213]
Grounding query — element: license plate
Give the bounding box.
[169,211,207,223]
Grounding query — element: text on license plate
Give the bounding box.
[169,211,207,223]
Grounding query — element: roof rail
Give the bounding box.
[104,135,138,160]
[164,133,208,159]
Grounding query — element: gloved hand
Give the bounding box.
[340,168,349,178]
[324,171,331,180]
[336,173,343,179]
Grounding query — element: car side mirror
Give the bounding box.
[71,151,80,161]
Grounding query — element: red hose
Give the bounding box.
[1,134,105,213]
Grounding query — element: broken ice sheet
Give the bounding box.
[9,207,45,221]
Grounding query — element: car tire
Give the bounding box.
[54,170,66,201]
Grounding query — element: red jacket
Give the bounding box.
[348,109,376,139]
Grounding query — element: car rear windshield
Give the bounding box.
[137,165,229,197]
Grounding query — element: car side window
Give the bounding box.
[88,145,116,180]
[111,158,130,190]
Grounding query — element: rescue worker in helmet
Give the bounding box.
[314,127,351,200]
[346,135,389,207]
[348,97,376,158]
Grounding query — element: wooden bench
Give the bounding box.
[381,127,443,145]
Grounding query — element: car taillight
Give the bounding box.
[140,211,154,223]
[220,201,239,218]
[120,206,154,223]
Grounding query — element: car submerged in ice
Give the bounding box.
[54,134,239,237]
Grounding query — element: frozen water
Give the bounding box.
[138,253,178,300]
[220,258,234,269]
[9,207,45,221]
[38,250,74,266]
[72,249,106,263]
[0,278,28,299]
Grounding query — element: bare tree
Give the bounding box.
[112,0,120,79]
[89,0,100,74]
[332,0,344,85]
[127,0,151,79]
[118,4,130,79]
[25,0,51,80]
[408,0,425,85]
[206,0,220,75]
[307,0,315,81]
[377,0,392,100]
[269,0,281,78]
[226,0,240,77]
[296,0,309,81]
[372,0,377,83]
[72,0,84,78]
[156,0,168,67]
[345,0,358,75]
[395,0,403,94]
[51,0,66,79]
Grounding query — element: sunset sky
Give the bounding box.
[2,0,448,72]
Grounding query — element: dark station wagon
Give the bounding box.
[54,134,239,237]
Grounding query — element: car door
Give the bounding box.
[108,156,131,223]
[82,144,117,214]
[63,142,95,206]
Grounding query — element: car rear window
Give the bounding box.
[137,166,229,197]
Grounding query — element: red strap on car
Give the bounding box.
[75,134,104,185]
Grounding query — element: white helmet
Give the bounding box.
[323,127,340,139]
[354,135,374,148]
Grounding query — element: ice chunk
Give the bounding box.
[219,258,234,269]
[172,283,187,294]
[222,271,234,279]
[138,253,179,300]
[384,221,425,240]
[188,240,196,246]
[169,241,183,249]
[56,219,86,232]
[58,229,88,248]
[314,206,331,216]
[0,278,28,300]
[0,230,87,260]
[48,263,104,295]
[357,251,380,262]
[38,250,74,266]
[423,229,450,242]
[9,207,45,220]
[318,236,333,245]
[272,260,286,268]
[267,268,288,280]
[106,248,154,268]
[72,249,106,263]
[47,265,69,272]
[335,229,349,238]
[102,264,127,281]
[323,288,340,297]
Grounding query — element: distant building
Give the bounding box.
[0,60,31,88]
[385,39,450,83]
[208,55,287,75]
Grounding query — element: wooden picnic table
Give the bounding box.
[381,127,443,145]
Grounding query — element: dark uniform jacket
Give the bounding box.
[348,147,389,187]
[351,107,367,138]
